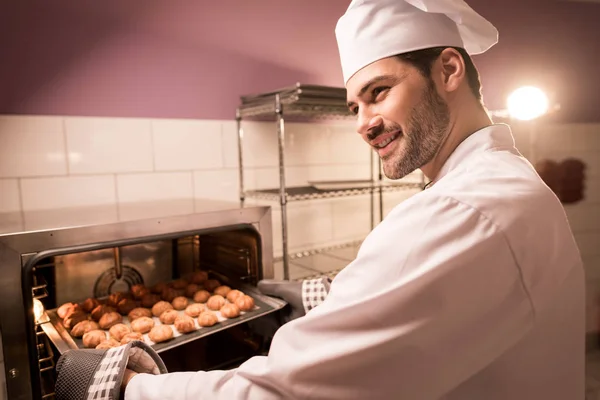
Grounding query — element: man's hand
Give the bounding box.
[257,279,306,322]
[120,369,138,397]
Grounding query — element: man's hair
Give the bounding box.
[397,47,482,102]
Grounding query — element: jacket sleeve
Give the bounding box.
[125,195,535,400]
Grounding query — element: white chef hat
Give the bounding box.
[335,0,499,84]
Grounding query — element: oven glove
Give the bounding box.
[257,276,331,321]
[55,340,167,400]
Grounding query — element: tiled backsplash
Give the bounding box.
[0,115,598,331]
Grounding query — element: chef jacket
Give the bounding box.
[125,124,585,400]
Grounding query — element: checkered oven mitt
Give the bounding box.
[257,277,331,322]
[55,340,167,400]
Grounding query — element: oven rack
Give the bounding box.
[236,83,424,281]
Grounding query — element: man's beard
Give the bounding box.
[377,80,450,180]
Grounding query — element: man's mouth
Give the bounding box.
[372,131,401,149]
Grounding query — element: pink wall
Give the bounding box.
[1,0,599,122]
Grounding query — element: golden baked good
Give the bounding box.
[99,312,123,330]
[96,338,120,350]
[120,332,143,345]
[226,290,244,303]
[161,288,179,303]
[64,311,88,330]
[130,317,154,334]
[151,282,168,294]
[171,296,189,311]
[159,309,179,325]
[204,279,221,292]
[107,292,127,308]
[206,295,226,311]
[109,323,131,341]
[148,325,173,343]
[189,270,208,284]
[71,320,99,338]
[220,303,240,319]
[80,298,100,313]
[117,298,137,315]
[185,284,200,298]
[130,284,150,300]
[141,293,161,308]
[91,305,116,322]
[57,302,76,319]
[170,279,188,290]
[151,301,173,317]
[193,290,211,303]
[213,285,231,297]
[174,315,195,334]
[184,303,204,318]
[82,330,107,348]
[235,295,255,312]
[197,312,218,327]
[128,307,152,321]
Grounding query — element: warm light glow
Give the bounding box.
[507,86,549,121]
[33,298,45,322]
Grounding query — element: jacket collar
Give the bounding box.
[427,123,517,186]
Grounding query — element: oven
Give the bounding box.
[0,199,285,400]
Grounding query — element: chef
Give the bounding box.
[121,0,586,398]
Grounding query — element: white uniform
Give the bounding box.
[125,124,585,400]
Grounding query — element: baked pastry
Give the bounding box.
[151,301,173,317]
[204,279,221,292]
[128,307,152,321]
[91,305,116,322]
[151,282,168,294]
[80,298,100,313]
[170,279,188,290]
[184,303,204,318]
[174,315,195,334]
[220,303,240,319]
[131,317,154,334]
[189,271,208,284]
[148,325,173,343]
[131,284,150,300]
[98,312,123,330]
[63,311,88,330]
[185,284,200,298]
[107,292,127,308]
[206,295,226,311]
[82,330,107,348]
[70,320,99,338]
[161,288,179,303]
[96,338,120,350]
[213,285,231,297]
[235,295,255,312]
[57,302,76,319]
[141,293,161,308]
[120,332,143,345]
[159,309,179,325]
[171,296,189,311]
[109,323,131,341]
[226,290,244,303]
[193,290,211,303]
[117,298,137,315]
[197,312,218,327]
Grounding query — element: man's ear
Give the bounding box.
[436,48,466,94]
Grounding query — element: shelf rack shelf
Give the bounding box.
[236,83,424,280]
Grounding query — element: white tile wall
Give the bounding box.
[0,116,67,177]
[117,172,193,203]
[193,169,238,202]
[0,179,20,212]
[65,117,154,174]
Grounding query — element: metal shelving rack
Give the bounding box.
[236,83,423,280]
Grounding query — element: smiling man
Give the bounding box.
[57,1,585,399]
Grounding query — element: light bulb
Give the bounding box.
[507,86,549,121]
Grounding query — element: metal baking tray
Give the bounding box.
[40,285,287,355]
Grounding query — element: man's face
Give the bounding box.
[346,56,451,179]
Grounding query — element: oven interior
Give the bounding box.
[27,225,282,399]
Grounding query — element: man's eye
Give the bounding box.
[351,106,359,115]
[372,87,389,98]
